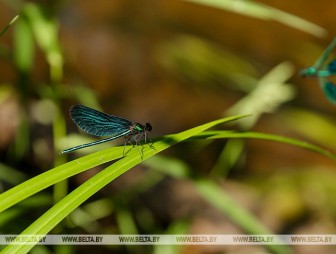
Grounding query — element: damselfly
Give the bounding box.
[301,37,336,103]
[61,105,152,157]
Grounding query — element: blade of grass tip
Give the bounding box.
[183,0,325,37]
[1,115,249,254]
[138,114,250,158]
[0,15,19,37]
[207,131,336,160]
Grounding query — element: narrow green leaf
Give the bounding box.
[0,147,125,213]
[1,115,247,254]
[206,131,336,160]
[0,15,19,37]
[183,0,326,37]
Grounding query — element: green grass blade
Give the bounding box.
[183,0,326,37]
[186,130,336,160]
[205,131,336,160]
[1,115,248,254]
[0,147,125,214]
[0,15,19,37]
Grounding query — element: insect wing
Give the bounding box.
[328,59,336,73]
[321,80,336,103]
[70,105,132,136]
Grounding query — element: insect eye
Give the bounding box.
[145,123,152,132]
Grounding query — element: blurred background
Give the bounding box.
[0,0,336,253]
